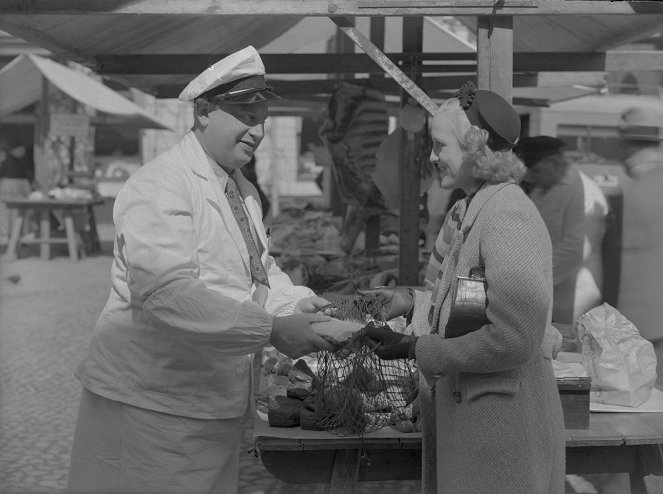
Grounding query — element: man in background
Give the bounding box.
[617,106,663,388]
[517,136,586,326]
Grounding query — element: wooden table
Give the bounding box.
[4,198,104,261]
[254,412,663,494]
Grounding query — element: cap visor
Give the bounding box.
[223,88,281,104]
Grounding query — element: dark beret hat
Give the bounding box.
[455,81,521,151]
[514,136,564,168]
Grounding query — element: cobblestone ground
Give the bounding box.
[0,248,419,494]
[1,245,661,494]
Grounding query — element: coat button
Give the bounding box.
[452,391,462,403]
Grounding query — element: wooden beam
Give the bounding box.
[92,52,663,76]
[1,0,663,16]
[95,53,475,75]
[477,16,513,102]
[155,74,539,99]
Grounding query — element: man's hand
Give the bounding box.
[364,324,418,360]
[356,287,414,321]
[294,296,330,314]
[271,313,334,359]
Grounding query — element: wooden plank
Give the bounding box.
[331,17,437,115]
[566,413,663,447]
[93,52,663,76]
[477,16,513,102]
[1,0,662,16]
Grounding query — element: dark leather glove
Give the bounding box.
[356,287,414,321]
[364,324,418,360]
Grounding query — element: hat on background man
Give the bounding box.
[455,81,521,151]
[619,106,663,142]
[514,136,565,168]
[179,46,280,104]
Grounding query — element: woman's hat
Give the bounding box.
[619,106,663,142]
[179,46,280,104]
[455,81,521,151]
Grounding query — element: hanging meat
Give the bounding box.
[318,82,390,254]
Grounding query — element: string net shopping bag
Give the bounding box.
[314,295,417,436]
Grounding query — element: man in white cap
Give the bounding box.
[68,46,333,494]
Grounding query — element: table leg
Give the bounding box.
[87,204,101,253]
[326,449,361,494]
[6,209,25,260]
[63,212,79,261]
[629,473,648,494]
[40,209,50,260]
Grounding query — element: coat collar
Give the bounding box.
[460,181,515,235]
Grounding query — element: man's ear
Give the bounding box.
[194,99,212,123]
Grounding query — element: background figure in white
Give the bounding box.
[573,171,609,321]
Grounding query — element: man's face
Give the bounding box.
[523,155,563,190]
[429,114,473,191]
[198,100,269,170]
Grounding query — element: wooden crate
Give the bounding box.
[557,377,591,429]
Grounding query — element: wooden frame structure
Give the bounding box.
[1,0,663,282]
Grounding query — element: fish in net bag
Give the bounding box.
[311,294,419,436]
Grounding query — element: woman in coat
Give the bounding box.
[362,82,565,494]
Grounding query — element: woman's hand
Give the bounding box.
[356,287,414,321]
[364,324,418,360]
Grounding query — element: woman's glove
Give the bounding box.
[365,324,418,360]
[356,287,415,321]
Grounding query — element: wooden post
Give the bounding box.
[398,17,424,286]
[365,16,386,258]
[33,76,50,194]
[477,16,514,102]
[328,19,355,219]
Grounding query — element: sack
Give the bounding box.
[446,266,489,338]
[577,303,657,407]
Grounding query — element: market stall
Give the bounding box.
[2,2,663,491]
[253,411,663,494]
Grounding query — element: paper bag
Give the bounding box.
[577,303,657,407]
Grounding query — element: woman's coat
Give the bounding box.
[411,183,566,494]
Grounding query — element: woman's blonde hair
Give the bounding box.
[435,98,526,184]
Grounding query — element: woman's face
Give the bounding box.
[429,113,474,192]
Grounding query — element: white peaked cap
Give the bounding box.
[179,46,267,102]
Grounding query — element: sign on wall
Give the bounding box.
[49,113,90,137]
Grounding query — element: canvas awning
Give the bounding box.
[0,54,172,129]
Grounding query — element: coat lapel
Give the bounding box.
[180,133,252,270]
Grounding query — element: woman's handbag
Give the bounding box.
[445,266,489,338]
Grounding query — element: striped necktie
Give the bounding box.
[225,175,270,288]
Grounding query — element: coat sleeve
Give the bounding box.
[114,172,273,356]
[264,257,317,316]
[416,205,553,377]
